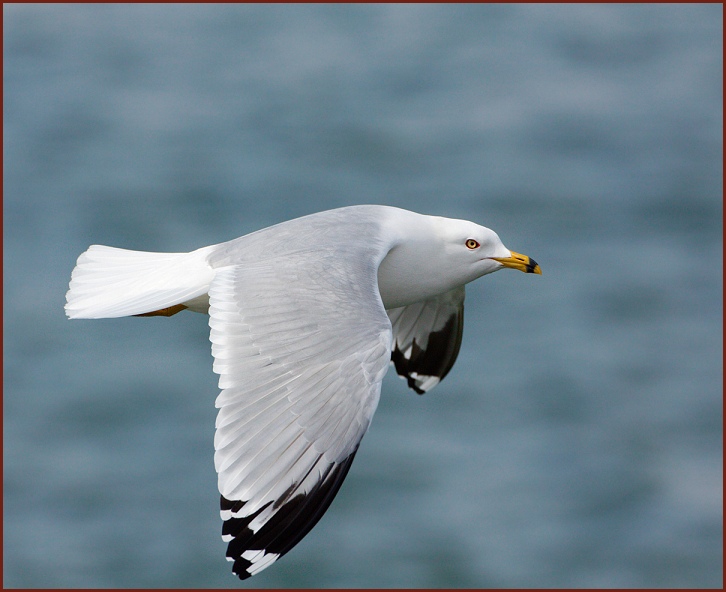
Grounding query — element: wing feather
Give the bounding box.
[387,286,465,394]
[208,247,391,579]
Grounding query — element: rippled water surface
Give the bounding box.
[4,4,722,588]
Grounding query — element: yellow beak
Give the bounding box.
[491,251,542,274]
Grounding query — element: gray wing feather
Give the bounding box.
[387,286,465,394]
[208,244,391,579]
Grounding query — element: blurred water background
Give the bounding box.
[3,3,722,588]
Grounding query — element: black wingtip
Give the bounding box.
[391,307,464,395]
[221,450,359,579]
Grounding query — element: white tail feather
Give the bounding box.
[65,244,217,319]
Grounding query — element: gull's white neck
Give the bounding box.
[376,209,467,309]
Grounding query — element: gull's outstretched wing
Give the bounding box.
[208,252,391,579]
[387,286,465,394]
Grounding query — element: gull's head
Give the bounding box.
[431,216,542,283]
[378,211,541,309]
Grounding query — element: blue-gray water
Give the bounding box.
[3,4,722,588]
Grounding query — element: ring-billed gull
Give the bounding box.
[65,205,541,579]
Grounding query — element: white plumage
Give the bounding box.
[65,205,540,579]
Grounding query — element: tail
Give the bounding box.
[65,244,217,319]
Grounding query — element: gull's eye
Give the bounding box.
[465,239,480,250]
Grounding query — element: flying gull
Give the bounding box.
[65,205,541,579]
